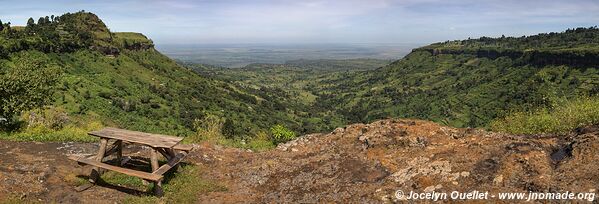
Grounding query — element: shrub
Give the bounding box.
[112,97,137,112]
[185,114,225,143]
[21,106,70,130]
[246,131,275,151]
[0,51,61,126]
[98,91,113,99]
[222,118,236,139]
[490,96,599,134]
[270,124,296,144]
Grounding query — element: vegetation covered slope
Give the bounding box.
[187,59,390,133]
[313,27,599,128]
[194,27,599,133]
[0,11,308,140]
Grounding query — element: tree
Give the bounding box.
[26,17,35,27]
[0,19,3,31]
[0,51,61,126]
[222,118,235,138]
[26,17,35,34]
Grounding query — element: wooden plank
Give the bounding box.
[90,138,108,183]
[115,140,122,166]
[156,148,171,160]
[88,127,183,148]
[153,152,188,176]
[173,144,193,152]
[104,141,121,157]
[150,150,160,171]
[150,149,164,197]
[69,155,163,181]
[120,156,131,166]
[166,149,176,159]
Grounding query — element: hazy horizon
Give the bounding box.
[1,0,598,45]
[157,43,417,68]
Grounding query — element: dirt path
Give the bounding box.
[1,119,598,203]
[0,141,114,203]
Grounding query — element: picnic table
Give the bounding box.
[68,127,193,196]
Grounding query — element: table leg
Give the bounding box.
[115,140,123,166]
[150,148,163,197]
[166,148,180,172]
[156,148,172,160]
[89,138,108,183]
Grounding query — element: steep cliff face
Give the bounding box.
[312,28,599,128]
[416,47,599,68]
[413,27,599,68]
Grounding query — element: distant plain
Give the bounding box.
[156,43,420,67]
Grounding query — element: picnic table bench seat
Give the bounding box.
[69,155,163,181]
[68,127,193,197]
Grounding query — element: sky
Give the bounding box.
[1,0,598,45]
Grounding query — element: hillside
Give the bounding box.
[0,11,308,141]
[187,58,390,133]
[186,28,599,134]
[302,28,599,129]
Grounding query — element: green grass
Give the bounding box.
[122,165,227,203]
[113,32,154,47]
[490,96,599,134]
[0,195,37,204]
[183,127,275,152]
[113,32,152,42]
[0,124,100,142]
[62,164,227,203]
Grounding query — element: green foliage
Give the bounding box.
[0,122,101,142]
[270,124,296,144]
[423,27,599,52]
[21,106,70,130]
[245,131,275,151]
[191,28,599,134]
[185,114,225,143]
[490,96,599,134]
[2,11,597,145]
[113,32,154,50]
[121,165,227,204]
[0,11,322,142]
[221,118,236,139]
[283,58,390,71]
[0,51,61,125]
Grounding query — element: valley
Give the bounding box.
[188,28,599,134]
[158,43,412,68]
[1,10,599,204]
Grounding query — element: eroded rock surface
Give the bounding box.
[1,119,598,203]
[196,119,599,203]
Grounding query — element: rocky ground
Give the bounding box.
[1,119,598,203]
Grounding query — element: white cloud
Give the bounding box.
[1,0,597,44]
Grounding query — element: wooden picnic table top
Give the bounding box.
[88,127,183,148]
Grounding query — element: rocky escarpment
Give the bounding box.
[1,119,598,203]
[195,119,599,203]
[415,48,599,68]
